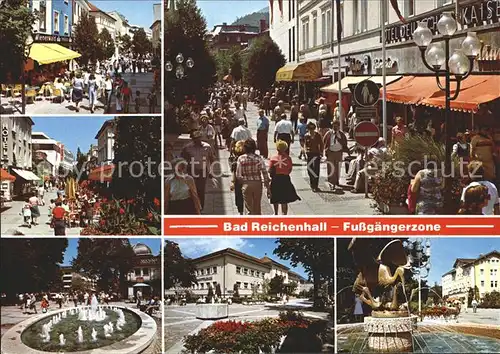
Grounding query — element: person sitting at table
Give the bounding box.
[53,78,65,101]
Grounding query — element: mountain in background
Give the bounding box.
[231,7,269,27]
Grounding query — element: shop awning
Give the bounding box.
[382,76,439,105]
[421,75,500,113]
[320,76,371,93]
[368,75,402,86]
[28,43,81,65]
[12,168,40,181]
[1,168,16,181]
[88,164,115,182]
[275,60,322,82]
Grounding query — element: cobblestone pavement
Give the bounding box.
[164,299,331,353]
[456,308,500,326]
[167,102,378,215]
[1,191,81,236]
[1,301,161,353]
[1,72,160,115]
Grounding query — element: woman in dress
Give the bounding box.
[28,195,40,226]
[410,157,444,215]
[165,157,201,215]
[88,73,98,113]
[230,140,245,215]
[71,71,84,112]
[268,140,301,215]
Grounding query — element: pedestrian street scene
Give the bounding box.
[336,237,500,353]
[1,116,161,236]
[165,238,334,353]
[165,0,499,216]
[0,238,162,354]
[1,0,161,115]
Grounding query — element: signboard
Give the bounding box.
[355,107,378,121]
[354,121,380,148]
[354,80,380,107]
[1,125,9,165]
[34,33,72,43]
[138,257,160,266]
[383,0,499,44]
[136,277,144,282]
[197,277,213,281]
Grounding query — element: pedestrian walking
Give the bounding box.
[135,90,141,113]
[88,73,98,113]
[471,298,478,313]
[290,100,299,132]
[323,120,348,191]
[20,201,32,228]
[297,117,307,160]
[304,122,324,192]
[256,109,269,159]
[28,195,40,226]
[51,201,67,235]
[71,71,84,112]
[268,141,301,215]
[104,74,113,113]
[230,118,252,151]
[230,140,246,215]
[236,139,270,215]
[121,81,132,113]
[274,113,294,155]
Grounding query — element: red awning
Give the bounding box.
[1,168,16,181]
[384,75,500,113]
[88,164,115,182]
[421,75,500,113]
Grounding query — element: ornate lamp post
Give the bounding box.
[405,238,431,318]
[21,33,35,115]
[413,13,481,212]
[165,53,194,79]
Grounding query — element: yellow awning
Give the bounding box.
[320,75,402,93]
[275,60,322,82]
[29,43,81,65]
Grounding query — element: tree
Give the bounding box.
[285,281,298,296]
[164,240,197,289]
[72,238,136,298]
[429,283,443,305]
[214,50,231,81]
[274,239,334,308]
[0,238,68,300]
[269,275,285,296]
[73,13,100,66]
[215,283,222,298]
[110,117,161,226]
[0,0,38,83]
[119,33,132,54]
[481,291,500,308]
[233,283,240,299]
[72,275,89,293]
[206,284,214,303]
[230,51,243,83]
[165,0,216,107]
[246,36,285,93]
[467,286,480,306]
[132,28,150,58]
[75,147,88,180]
[98,27,115,60]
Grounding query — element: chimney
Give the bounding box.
[260,19,267,33]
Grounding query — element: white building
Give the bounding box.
[166,248,311,297]
[441,258,475,301]
[108,11,131,57]
[94,119,115,165]
[88,1,117,46]
[31,0,52,35]
[269,0,298,64]
[72,0,90,29]
[126,243,161,299]
[31,132,62,176]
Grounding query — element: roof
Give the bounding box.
[191,248,291,271]
[288,270,307,282]
[87,1,117,21]
[442,269,456,277]
[94,119,114,139]
[444,251,500,276]
[260,256,289,270]
[150,20,161,30]
[452,258,476,268]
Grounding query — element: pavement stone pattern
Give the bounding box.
[1,72,160,115]
[1,191,81,236]
[166,102,378,215]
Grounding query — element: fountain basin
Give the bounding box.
[1,306,157,354]
[195,304,229,320]
[364,316,417,352]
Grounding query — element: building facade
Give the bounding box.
[95,120,115,165]
[31,132,62,176]
[165,248,310,297]
[208,23,265,53]
[269,0,298,63]
[108,11,131,58]
[441,251,500,302]
[72,0,90,29]
[151,3,162,56]
[30,0,74,46]
[88,1,117,46]
[1,117,37,199]
[126,243,161,299]
[60,265,96,291]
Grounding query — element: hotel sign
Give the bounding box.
[383,0,499,44]
[1,125,8,164]
[34,33,72,43]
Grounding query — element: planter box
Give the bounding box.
[378,202,410,215]
[195,304,229,320]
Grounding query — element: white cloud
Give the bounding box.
[170,238,250,258]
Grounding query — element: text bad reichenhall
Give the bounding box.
[223,221,328,233]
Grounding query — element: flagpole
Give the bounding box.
[333,0,342,131]
[381,0,387,142]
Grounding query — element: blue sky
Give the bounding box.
[167,237,309,279]
[198,1,268,30]
[32,117,110,157]
[62,238,161,265]
[418,237,500,286]
[92,0,158,28]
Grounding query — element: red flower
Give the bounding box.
[102,198,108,203]
[127,199,135,205]
[147,212,153,221]
[119,208,125,214]
[153,198,160,207]
[100,220,106,226]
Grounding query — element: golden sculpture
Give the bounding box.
[349,239,410,313]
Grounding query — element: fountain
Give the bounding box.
[103,324,112,338]
[77,326,84,343]
[59,334,66,346]
[108,322,114,333]
[39,324,50,343]
[348,239,416,352]
[91,328,98,342]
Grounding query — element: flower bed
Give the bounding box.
[421,306,459,319]
[183,312,316,353]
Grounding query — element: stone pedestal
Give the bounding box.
[364,316,416,352]
[195,304,229,320]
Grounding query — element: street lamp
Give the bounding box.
[404,238,431,318]
[21,33,35,115]
[413,12,481,213]
[165,52,194,79]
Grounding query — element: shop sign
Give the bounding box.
[1,125,9,164]
[383,0,499,44]
[197,277,213,281]
[135,277,144,282]
[321,58,347,76]
[34,33,72,43]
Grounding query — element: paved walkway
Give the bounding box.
[164,299,331,353]
[456,308,500,326]
[1,72,160,115]
[167,102,378,215]
[0,191,81,236]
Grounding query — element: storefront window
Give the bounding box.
[39,3,46,31]
[236,266,241,274]
[134,269,140,276]
[53,11,59,34]
[64,15,69,35]
[143,268,149,276]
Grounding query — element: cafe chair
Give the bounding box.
[25,89,37,104]
[52,88,63,103]
[35,88,44,101]
[1,84,10,98]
